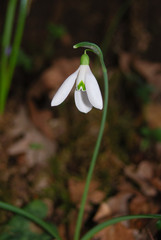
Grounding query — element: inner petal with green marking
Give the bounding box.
[77,80,86,91]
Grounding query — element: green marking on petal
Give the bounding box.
[77,81,86,91]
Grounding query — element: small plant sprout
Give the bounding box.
[51,51,103,113]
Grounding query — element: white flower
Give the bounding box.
[51,53,103,113]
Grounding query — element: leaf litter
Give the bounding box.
[1,56,161,239]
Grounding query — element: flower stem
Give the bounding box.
[74,44,108,240]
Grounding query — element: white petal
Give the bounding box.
[85,66,103,110]
[74,90,92,113]
[51,67,79,106]
[76,65,88,90]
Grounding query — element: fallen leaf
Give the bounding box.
[144,103,161,128]
[129,194,159,215]
[94,193,133,222]
[133,59,161,89]
[93,202,112,221]
[68,178,105,205]
[94,223,135,240]
[41,58,80,90]
[119,52,132,73]
[119,53,161,90]
[151,177,161,192]
[136,161,154,180]
[28,97,66,140]
[7,107,56,167]
[125,164,157,197]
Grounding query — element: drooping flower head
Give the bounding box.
[51,52,103,113]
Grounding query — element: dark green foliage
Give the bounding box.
[124,72,154,104]
[17,49,33,72]
[141,127,161,142]
[48,23,66,39]
[140,127,161,150]
[0,200,52,240]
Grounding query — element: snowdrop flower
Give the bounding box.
[51,53,103,113]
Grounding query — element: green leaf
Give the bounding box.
[157,219,161,230]
[140,127,151,138]
[17,49,32,72]
[141,127,161,142]
[24,200,48,219]
[81,214,161,240]
[136,84,154,103]
[151,128,161,142]
[48,23,66,39]
[0,201,61,240]
[140,139,150,151]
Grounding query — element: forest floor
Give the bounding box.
[0,53,161,240]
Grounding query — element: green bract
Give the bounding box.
[80,53,89,65]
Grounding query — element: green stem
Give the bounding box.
[0,0,28,114]
[81,214,161,240]
[74,44,108,240]
[0,201,61,240]
[7,0,28,89]
[0,0,18,113]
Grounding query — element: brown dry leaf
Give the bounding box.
[94,223,135,240]
[10,174,31,205]
[94,193,133,222]
[129,195,150,215]
[119,52,161,90]
[43,198,55,218]
[68,178,105,223]
[28,98,55,139]
[93,202,112,221]
[117,178,138,193]
[58,224,67,240]
[68,178,105,205]
[61,33,72,46]
[119,52,132,73]
[136,161,154,181]
[68,178,92,204]
[28,97,66,140]
[155,143,161,158]
[27,57,79,139]
[106,192,133,215]
[7,107,56,168]
[90,190,105,204]
[29,222,43,234]
[129,194,160,215]
[28,58,80,100]
[124,163,157,197]
[42,58,80,90]
[151,177,161,192]
[144,103,161,128]
[33,172,51,192]
[133,59,161,88]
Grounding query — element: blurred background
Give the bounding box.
[0,0,161,239]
